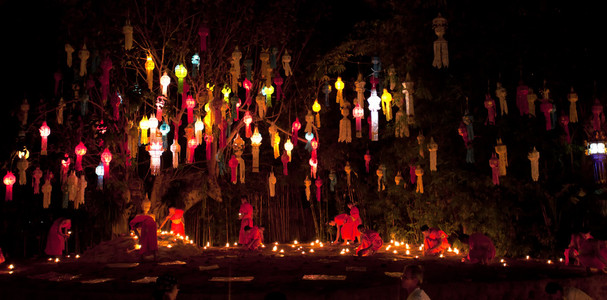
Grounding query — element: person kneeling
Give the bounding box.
[356,225,383,256]
[243,225,265,250]
[421,225,450,256]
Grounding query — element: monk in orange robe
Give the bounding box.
[329,214,354,243]
[243,226,264,250]
[130,214,158,261]
[356,225,383,256]
[348,203,362,243]
[160,207,185,237]
[421,225,450,256]
[465,233,495,264]
[238,196,254,245]
[45,218,71,257]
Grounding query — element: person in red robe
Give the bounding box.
[564,230,592,266]
[159,207,185,237]
[356,225,383,256]
[130,214,158,261]
[329,214,354,243]
[238,196,254,245]
[45,218,71,257]
[464,233,495,264]
[348,202,362,243]
[578,237,607,272]
[421,225,450,256]
[243,226,264,250]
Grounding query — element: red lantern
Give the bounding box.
[243,111,253,138]
[353,104,364,138]
[243,78,252,106]
[309,157,318,179]
[229,155,238,184]
[187,137,197,163]
[156,96,165,121]
[281,150,289,176]
[101,148,112,178]
[364,150,371,173]
[204,134,213,161]
[186,95,196,124]
[311,138,318,160]
[292,118,301,146]
[315,177,322,202]
[39,121,51,155]
[75,142,87,171]
[4,172,16,201]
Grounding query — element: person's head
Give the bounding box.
[328,220,336,226]
[168,207,175,214]
[154,274,179,300]
[420,225,429,237]
[347,202,353,209]
[545,282,563,299]
[241,195,248,204]
[401,265,424,290]
[244,225,251,232]
[142,199,151,214]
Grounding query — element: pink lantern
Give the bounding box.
[61,154,71,184]
[198,26,209,52]
[311,138,318,160]
[353,104,364,138]
[274,74,284,101]
[187,137,197,163]
[364,150,371,173]
[229,155,238,184]
[540,98,553,131]
[4,172,16,201]
[75,142,87,171]
[281,150,290,175]
[315,177,322,202]
[186,95,196,124]
[101,148,112,179]
[204,134,213,161]
[242,78,252,106]
[243,111,253,138]
[291,118,301,146]
[39,121,51,155]
[309,157,318,179]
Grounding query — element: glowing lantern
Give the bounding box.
[75,142,87,171]
[262,85,274,107]
[274,75,284,101]
[243,111,253,138]
[185,137,196,163]
[309,157,318,179]
[381,89,393,121]
[221,85,231,103]
[305,132,314,152]
[65,43,74,67]
[16,147,29,185]
[159,122,170,149]
[268,171,277,197]
[496,82,508,116]
[495,139,507,176]
[123,21,133,50]
[282,50,292,76]
[39,121,51,155]
[229,155,238,184]
[191,53,200,78]
[322,81,331,107]
[345,162,352,186]
[243,78,252,106]
[155,96,165,121]
[335,77,344,106]
[139,116,150,145]
[273,132,281,159]
[312,99,321,128]
[251,127,262,173]
[185,95,196,124]
[194,117,204,145]
[4,172,16,201]
[291,118,301,146]
[367,90,381,141]
[281,150,289,175]
[353,104,364,138]
[201,133,211,161]
[284,139,293,161]
[428,137,438,172]
[78,44,89,77]
[198,26,209,52]
[95,163,104,190]
[175,64,188,94]
[364,150,371,173]
[484,94,496,125]
[395,171,403,187]
[149,139,163,175]
[101,148,112,179]
[256,93,267,119]
[304,176,312,201]
[568,87,578,123]
[148,115,159,142]
[311,138,318,160]
[315,177,322,202]
[160,72,171,97]
[528,147,540,182]
[170,140,180,168]
[376,167,384,191]
[415,166,424,193]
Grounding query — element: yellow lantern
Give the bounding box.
[174,64,188,94]
[312,99,321,128]
[381,89,393,121]
[262,85,274,107]
[203,103,213,134]
[139,115,150,145]
[145,55,154,90]
[335,77,344,106]
[273,132,281,159]
[284,139,293,161]
[251,127,262,173]
[221,85,231,103]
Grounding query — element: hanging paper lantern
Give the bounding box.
[60,153,70,184]
[495,139,508,176]
[395,171,403,187]
[527,88,538,117]
[95,163,104,190]
[100,56,113,104]
[329,170,337,191]
[149,139,163,176]
[528,147,540,182]
[559,115,571,144]
[170,140,180,169]
[305,132,314,152]
[496,82,508,116]
[304,176,312,201]
[194,117,204,145]
[489,153,499,186]
[322,81,332,107]
[364,150,371,173]
[228,155,238,184]
[198,26,209,52]
[148,114,159,143]
[417,132,425,158]
[204,134,213,161]
[305,110,315,133]
[376,167,384,191]
[540,90,553,131]
[256,93,267,119]
[175,64,187,95]
[160,72,171,97]
[57,98,65,125]
[484,94,496,125]
[187,137,197,163]
[312,99,322,128]
[156,96,165,121]
[159,121,171,149]
[243,111,253,138]
[123,21,133,50]
[65,43,74,67]
[260,49,271,85]
[78,44,90,77]
[281,150,289,175]
[592,98,604,133]
[221,85,231,103]
[101,148,112,179]
[354,74,366,108]
[185,95,196,124]
[191,53,200,78]
[381,89,393,121]
[568,87,578,123]
[243,78,252,106]
[432,13,449,69]
[16,147,29,185]
[403,73,415,118]
[282,50,292,77]
[371,57,381,88]
[139,115,150,145]
[20,99,29,126]
[415,167,424,193]
[367,90,381,141]
[262,85,274,107]
[32,167,42,194]
[230,96,241,121]
[315,177,322,202]
[338,105,352,143]
[39,121,51,155]
[353,104,364,138]
[273,132,281,159]
[274,75,284,102]
[42,176,52,208]
[251,127,262,173]
[4,172,16,201]
[428,137,438,172]
[268,171,277,197]
[75,142,87,171]
[409,164,417,185]
[516,81,529,116]
[284,139,293,161]
[345,162,352,187]
[292,118,301,146]
[309,157,318,179]
[311,138,318,160]
[335,77,344,106]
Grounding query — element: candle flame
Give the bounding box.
[8,264,14,270]
[272,246,278,252]
[406,250,410,255]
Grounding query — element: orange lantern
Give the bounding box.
[39,121,51,155]
[4,172,16,201]
[101,148,112,179]
[335,77,344,106]
[145,55,154,90]
[312,99,321,128]
[75,142,87,171]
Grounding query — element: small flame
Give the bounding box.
[207,242,210,247]
[503,263,507,267]
[167,244,172,248]
[454,248,459,254]
[500,259,504,263]
[386,245,392,250]
[406,250,410,255]
[55,258,60,263]
[547,260,552,264]
[310,249,314,253]
[526,255,530,260]
[294,240,298,245]
[75,254,80,259]
[225,243,230,248]
[415,256,419,259]
[393,250,398,254]
[395,241,400,247]
[405,244,410,249]
[135,244,142,250]
[315,239,319,244]
[8,264,14,270]
[233,242,237,246]
[272,246,278,252]
[280,249,284,253]
[274,242,278,245]
[439,254,444,258]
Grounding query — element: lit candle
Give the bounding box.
[225,243,230,248]
[393,250,398,254]
[526,255,530,260]
[8,264,14,270]
[272,246,278,252]
[280,249,284,253]
[406,250,410,255]
[75,255,80,259]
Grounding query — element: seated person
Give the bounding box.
[329,213,354,243]
[356,225,383,256]
[564,230,592,266]
[421,225,450,256]
[159,207,185,237]
[460,232,495,264]
[243,225,265,250]
[401,264,431,300]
